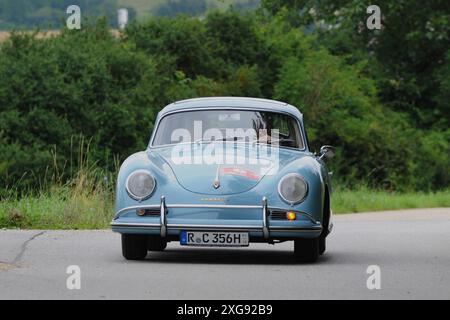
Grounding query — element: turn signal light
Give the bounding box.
[286,211,296,221]
[136,209,146,216]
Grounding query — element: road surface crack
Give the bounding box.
[12,231,46,264]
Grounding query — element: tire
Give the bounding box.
[121,234,148,260]
[319,187,330,255]
[319,236,326,255]
[294,238,319,263]
[148,236,167,251]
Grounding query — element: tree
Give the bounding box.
[262,0,450,129]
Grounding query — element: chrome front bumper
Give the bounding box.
[111,196,322,239]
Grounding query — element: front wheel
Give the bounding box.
[122,234,148,260]
[294,238,319,263]
[148,236,167,251]
[319,236,326,255]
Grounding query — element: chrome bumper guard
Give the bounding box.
[113,196,320,239]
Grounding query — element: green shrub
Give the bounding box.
[0,12,448,194]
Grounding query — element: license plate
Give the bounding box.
[180,231,249,247]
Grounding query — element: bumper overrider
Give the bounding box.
[111,196,323,241]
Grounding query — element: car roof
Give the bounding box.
[157,97,303,119]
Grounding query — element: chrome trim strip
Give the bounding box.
[213,164,221,189]
[168,204,262,209]
[112,222,160,227]
[114,203,263,219]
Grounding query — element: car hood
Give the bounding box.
[149,144,304,195]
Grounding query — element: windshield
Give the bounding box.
[152,110,304,149]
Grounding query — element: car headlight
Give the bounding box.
[125,170,156,201]
[278,173,308,204]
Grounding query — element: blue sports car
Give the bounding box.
[112,97,334,262]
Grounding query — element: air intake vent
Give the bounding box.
[270,210,287,220]
[144,209,160,216]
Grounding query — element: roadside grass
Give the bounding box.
[331,186,450,214]
[0,141,116,230]
[0,187,113,230]
[0,180,114,230]
[1,184,449,229]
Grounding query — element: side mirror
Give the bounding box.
[318,145,335,160]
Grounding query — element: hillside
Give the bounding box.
[0,0,260,29]
[118,0,259,18]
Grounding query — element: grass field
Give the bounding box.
[118,0,259,19]
[1,184,448,230]
[0,31,61,42]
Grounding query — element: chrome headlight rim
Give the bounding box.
[125,169,156,201]
[277,173,308,205]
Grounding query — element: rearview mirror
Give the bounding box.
[318,145,335,160]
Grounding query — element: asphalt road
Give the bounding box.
[1,208,449,300]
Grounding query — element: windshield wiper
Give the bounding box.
[251,138,295,145]
[218,137,244,142]
[195,137,243,144]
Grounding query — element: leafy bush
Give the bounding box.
[0,21,161,192]
[0,10,448,194]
